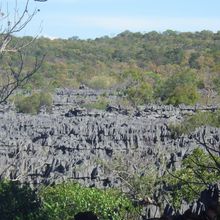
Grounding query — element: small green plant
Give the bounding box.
[40,182,136,220]
[213,76,220,94]
[97,152,160,204]
[165,85,199,106]
[15,92,53,114]
[121,70,157,106]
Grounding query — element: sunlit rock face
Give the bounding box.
[0,89,219,189]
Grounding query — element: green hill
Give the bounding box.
[6,30,220,105]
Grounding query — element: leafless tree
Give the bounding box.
[0,0,46,104]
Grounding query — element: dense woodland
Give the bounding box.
[5,30,220,106]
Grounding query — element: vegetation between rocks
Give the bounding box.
[14,92,53,114]
[163,148,220,210]
[0,180,138,220]
[0,146,219,219]
[40,182,137,220]
[169,110,220,138]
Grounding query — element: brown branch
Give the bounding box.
[0,53,45,104]
[0,0,39,54]
[194,134,220,170]
[188,156,220,173]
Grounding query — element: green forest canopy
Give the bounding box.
[5,30,220,105]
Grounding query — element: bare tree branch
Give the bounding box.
[0,0,39,53]
[0,52,45,104]
[166,169,201,196]
[0,0,46,103]
[194,133,220,170]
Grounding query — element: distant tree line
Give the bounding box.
[5,30,219,105]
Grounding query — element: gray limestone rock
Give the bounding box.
[0,89,219,218]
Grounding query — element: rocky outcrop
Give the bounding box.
[0,89,219,187]
[0,89,219,218]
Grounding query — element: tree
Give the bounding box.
[122,70,154,105]
[156,70,200,105]
[165,117,220,211]
[164,148,220,209]
[0,0,46,104]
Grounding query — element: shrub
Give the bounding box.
[156,71,200,105]
[97,153,159,203]
[40,182,136,220]
[124,82,153,106]
[86,74,119,89]
[15,92,53,114]
[82,97,109,110]
[0,180,43,220]
[165,84,199,106]
[213,76,220,94]
[122,70,159,106]
[169,110,220,137]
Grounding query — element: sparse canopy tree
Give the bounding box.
[0,0,46,104]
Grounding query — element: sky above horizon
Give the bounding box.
[7,0,220,39]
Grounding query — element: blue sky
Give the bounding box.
[8,0,220,39]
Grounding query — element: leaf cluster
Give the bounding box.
[0,180,44,220]
[40,182,137,220]
[163,148,220,209]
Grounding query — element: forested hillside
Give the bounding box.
[6,30,220,105]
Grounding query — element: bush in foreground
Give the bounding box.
[0,180,44,220]
[163,148,220,209]
[40,182,137,220]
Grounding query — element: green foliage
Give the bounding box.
[163,148,220,209]
[0,180,137,220]
[7,31,220,104]
[122,167,158,201]
[189,52,200,69]
[86,74,120,89]
[0,180,43,220]
[15,92,53,114]
[125,82,153,105]
[122,70,155,105]
[169,111,220,137]
[213,76,220,94]
[82,97,109,110]
[29,74,47,89]
[97,153,160,203]
[40,182,136,220]
[164,48,184,64]
[156,71,200,105]
[165,85,199,106]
